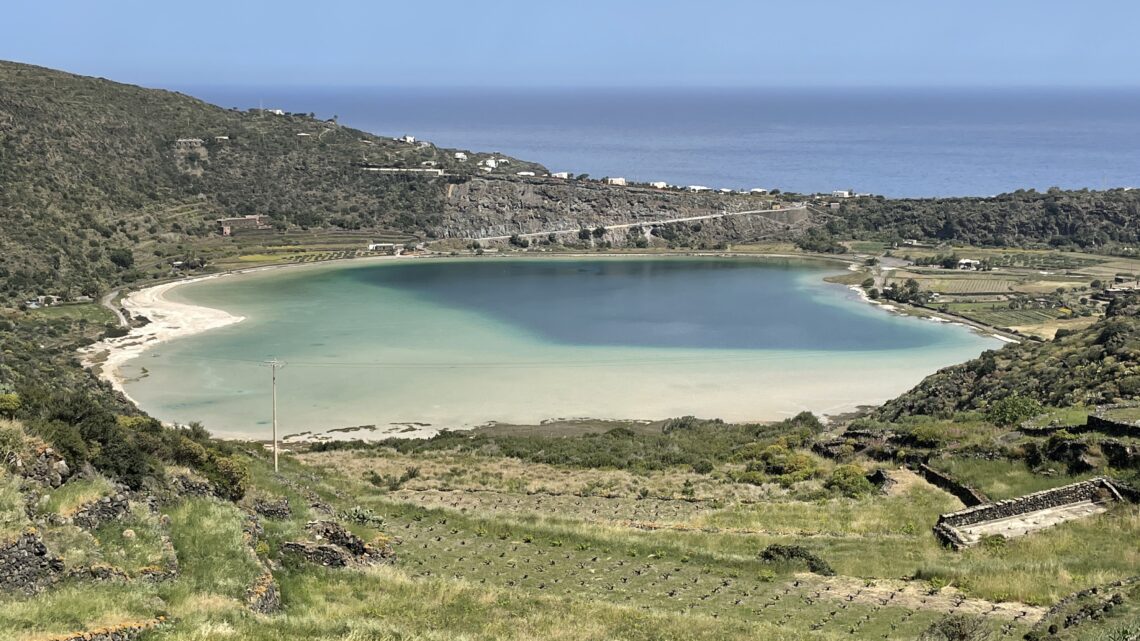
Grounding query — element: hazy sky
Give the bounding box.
[3,0,1138,88]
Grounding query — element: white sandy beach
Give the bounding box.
[80,276,245,403]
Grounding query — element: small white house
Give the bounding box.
[517,171,535,177]
[649,181,668,189]
[420,161,438,167]
[268,109,285,116]
[718,188,733,193]
[832,189,854,198]
[480,158,499,169]
[368,242,396,252]
[454,152,468,161]
[958,259,982,270]
[551,171,572,179]
[606,177,628,186]
[398,135,416,144]
[686,185,710,192]
[749,188,769,194]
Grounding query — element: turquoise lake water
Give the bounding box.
[120,257,999,438]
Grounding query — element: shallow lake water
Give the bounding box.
[120,257,998,438]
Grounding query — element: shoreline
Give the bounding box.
[80,250,999,438]
[79,275,247,404]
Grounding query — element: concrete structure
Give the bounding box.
[933,477,1127,550]
[214,136,230,142]
[454,152,468,161]
[551,171,572,179]
[686,185,710,192]
[397,135,416,144]
[649,181,669,189]
[605,177,628,186]
[216,214,271,236]
[832,190,854,198]
[267,109,285,116]
[516,171,535,177]
[367,242,397,252]
[750,188,770,194]
[957,258,982,270]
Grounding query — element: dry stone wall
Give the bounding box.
[917,464,989,507]
[0,529,64,593]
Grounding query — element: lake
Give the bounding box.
[120,257,998,438]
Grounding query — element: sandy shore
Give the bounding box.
[80,275,245,403]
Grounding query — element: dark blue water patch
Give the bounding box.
[344,259,943,351]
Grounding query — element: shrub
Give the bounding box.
[986,395,1044,426]
[919,614,992,641]
[201,455,249,501]
[825,464,874,497]
[691,459,714,474]
[758,544,835,576]
[0,393,21,417]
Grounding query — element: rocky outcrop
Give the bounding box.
[283,520,395,568]
[0,529,64,593]
[435,177,810,243]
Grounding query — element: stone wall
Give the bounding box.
[916,464,989,507]
[73,492,130,529]
[934,477,1125,549]
[1086,415,1140,438]
[0,529,64,593]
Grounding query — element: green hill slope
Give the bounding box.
[877,293,1140,420]
[0,61,541,302]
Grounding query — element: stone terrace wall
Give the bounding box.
[917,464,989,507]
[1086,415,1140,438]
[0,530,64,593]
[933,477,1126,549]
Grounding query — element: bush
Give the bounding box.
[759,544,835,576]
[919,614,992,641]
[986,395,1044,426]
[201,455,249,501]
[0,393,21,417]
[691,459,714,474]
[825,464,874,497]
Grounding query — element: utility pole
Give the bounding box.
[264,358,286,472]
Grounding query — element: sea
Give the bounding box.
[119,257,998,438]
[181,86,1140,197]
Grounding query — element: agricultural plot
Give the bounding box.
[887,276,1019,294]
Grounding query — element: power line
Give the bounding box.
[263,358,286,472]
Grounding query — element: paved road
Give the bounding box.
[100,289,129,328]
[469,204,807,242]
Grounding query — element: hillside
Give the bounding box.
[831,189,1140,251]
[877,293,1140,420]
[0,61,811,304]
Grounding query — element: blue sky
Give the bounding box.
[3,0,1138,88]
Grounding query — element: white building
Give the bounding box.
[749,188,769,194]
[832,189,854,198]
[649,181,668,189]
[454,152,468,161]
[397,135,416,144]
[480,158,499,170]
[605,177,627,186]
[267,109,285,116]
[686,185,710,192]
[420,160,438,167]
[958,259,982,270]
[517,171,536,177]
[551,171,572,179]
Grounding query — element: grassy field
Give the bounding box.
[4,411,1140,640]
